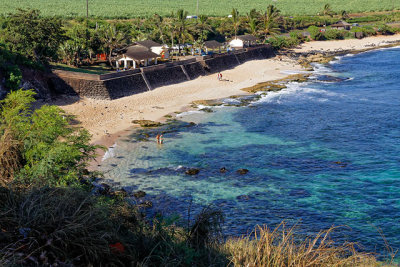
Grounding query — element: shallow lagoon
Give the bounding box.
[101,47,400,258]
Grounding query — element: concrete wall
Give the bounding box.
[52,45,274,100]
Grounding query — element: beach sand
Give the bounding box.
[50,34,400,148]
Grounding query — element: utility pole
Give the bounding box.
[196,0,199,18]
[86,0,89,59]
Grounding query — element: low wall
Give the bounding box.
[52,45,274,100]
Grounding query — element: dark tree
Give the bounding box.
[2,9,65,64]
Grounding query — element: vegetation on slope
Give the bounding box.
[0,90,396,266]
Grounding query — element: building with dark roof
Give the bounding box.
[135,40,162,49]
[115,45,159,69]
[330,21,352,30]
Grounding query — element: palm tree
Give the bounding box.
[322,4,335,26]
[247,9,260,36]
[262,5,281,40]
[175,9,193,55]
[196,15,213,42]
[340,10,349,20]
[100,25,126,68]
[152,13,167,44]
[231,8,240,38]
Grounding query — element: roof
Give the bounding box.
[135,40,162,48]
[204,40,223,49]
[236,35,258,42]
[331,21,352,27]
[120,45,158,60]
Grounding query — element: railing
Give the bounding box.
[53,45,272,81]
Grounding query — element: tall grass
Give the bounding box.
[225,222,390,266]
[1,185,396,266]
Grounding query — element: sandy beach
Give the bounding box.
[51,34,400,147]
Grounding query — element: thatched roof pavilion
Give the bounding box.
[236,35,258,42]
[330,21,352,30]
[116,45,159,69]
[204,40,223,49]
[135,40,162,49]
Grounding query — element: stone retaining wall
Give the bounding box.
[52,45,274,100]
[145,65,188,88]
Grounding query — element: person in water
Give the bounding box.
[159,134,164,144]
[156,134,160,144]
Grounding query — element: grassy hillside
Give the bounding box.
[1,0,399,18]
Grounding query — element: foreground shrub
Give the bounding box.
[0,89,100,187]
[0,186,228,266]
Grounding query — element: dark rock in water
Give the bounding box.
[333,161,348,168]
[113,189,128,198]
[316,75,347,83]
[200,107,214,113]
[237,169,249,175]
[132,120,162,127]
[185,168,200,175]
[289,189,311,198]
[134,190,146,198]
[99,183,112,195]
[236,195,251,201]
[140,201,153,208]
[220,167,228,173]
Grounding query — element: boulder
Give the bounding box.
[140,201,153,208]
[192,99,223,107]
[98,183,112,196]
[113,189,128,198]
[185,168,200,175]
[316,75,347,83]
[237,169,249,175]
[289,189,311,198]
[133,190,146,198]
[200,107,214,113]
[236,195,251,201]
[132,120,162,127]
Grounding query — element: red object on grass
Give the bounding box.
[109,242,125,253]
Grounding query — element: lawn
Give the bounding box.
[1,0,399,18]
[51,63,112,75]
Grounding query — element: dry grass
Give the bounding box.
[225,222,384,267]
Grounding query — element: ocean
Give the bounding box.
[100,47,400,259]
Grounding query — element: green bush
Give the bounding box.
[308,25,324,40]
[0,89,101,186]
[325,28,345,40]
[375,23,395,35]
[350,26,377,37]
[4,66,22,91]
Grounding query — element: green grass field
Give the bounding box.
[1,0,399,18]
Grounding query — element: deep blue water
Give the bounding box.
[101,47,400,259]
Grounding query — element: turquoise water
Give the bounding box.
[101,47,400,258]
